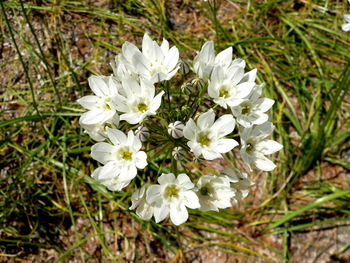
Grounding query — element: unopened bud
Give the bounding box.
[191,77,205,90]
[135,126,150,142]
[181,82,193,94]
[178,60,190,75]
[172,147,185,161]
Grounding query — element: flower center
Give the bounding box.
[246,143,254,152]
[137,102,148,112]
[200,186,210,196]
[166,185,179,198]
[199,135,211,146]
[219,86,230,98]
[121,151,133,160]
[241,101,252,115]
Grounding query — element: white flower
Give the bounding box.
[91,128,148,182]
[183,109,239,160]
[135,126,150,142]
[79,114,120,141]
[342,14,350,32]
[130,183,155,220]
[127,33,180,83]
[195,175,235,212]
[193,41,245,81]
[240,122,283,171]
[220,167,253,201]
[111,53,140,84]
[172,146,185,161]
[91,167,131,191]
[168,121,184,139]
[231,84,275,128]
[77,75,119,125]
[113,76,164,124]
[146,173,200,225]
[208,65,255,109]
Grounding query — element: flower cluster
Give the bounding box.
[78,33,283,225]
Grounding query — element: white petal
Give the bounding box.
[183,191,200,209]
[154,203,170,223]
[256,98,275,112]
[135,151,148,169]
[158,173,176,185]
[215,138,239,153]
[80,109,115,125]
[197,109,215,129]
[252,156,276,171]
[88,75,109,97]
[210,114,235,137]
[146,185,163,204]
[107,128,127,146]
[170,203,188,225]
[77,95,100,110]
[91,143,116,163]
[183,119,197,141]
[257,140,283,155]
[342,23,350,31]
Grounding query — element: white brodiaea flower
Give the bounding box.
[195,175,235,212]
[114,76,164,124]
[168,121,184,139]
[220,167,254,202]
[130,183,155,220]
[183,109,239,160]
[342,14,350,32]
[208,65,255,109]
[130,33,180,83]
[193,41,246,82]
[91,128,148,183]
[79,114,120,142]
[146,173,200,226]
[240,122,283,171]
[91,167,131,191]
[77,75,119,125]
[230,84,275,128]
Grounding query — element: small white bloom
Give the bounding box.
[231,84,275,128]
[240,122,283,171]
[79,114,120,141]
[130,33,180,83]
[91,167,131,191]
[220,167,253,201]
[168,121,185,139]
[77,75,119,125]
[195,175,235,212]
[342,14,350,32]
[146,173,200,225]
[208,65,255,109]
[193,41,245,81]
[114,76,164,124]
[172,146,185,161]
[183,109,239,160]
[130,183,155,220]
[91,128,148,182]
[135,126,150,142]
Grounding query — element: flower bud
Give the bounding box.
[177,60,190,75]
[172,147,185,161]
[181,82,194,95]
[191,77,205,90]
[168,121,184,139]
[135,126,150,142]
